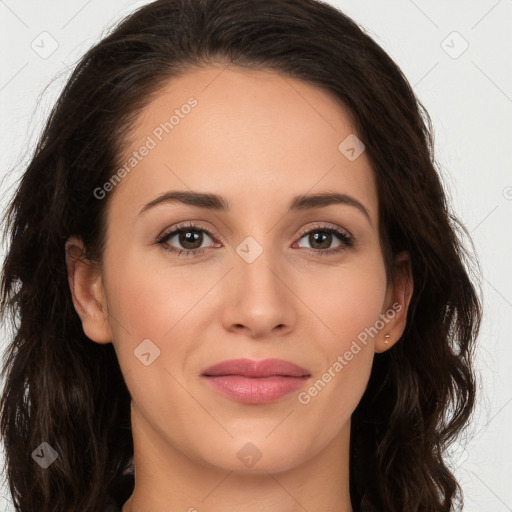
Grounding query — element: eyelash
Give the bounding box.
[156,221,354,258]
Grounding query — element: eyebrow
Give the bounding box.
[139,190,372,225]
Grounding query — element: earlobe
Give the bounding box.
[375,251,414,353]
[65,236,112,344]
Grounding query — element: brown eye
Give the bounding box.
[157,222,218,256]
[167,229,207,250]
[295,226,353,255]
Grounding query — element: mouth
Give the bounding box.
[201,358,311,404]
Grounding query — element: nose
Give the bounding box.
[220,241,297,339]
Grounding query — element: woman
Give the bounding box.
[0,0,482,511]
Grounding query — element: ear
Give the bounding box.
[65,236,112,344]
[375,251,413,353]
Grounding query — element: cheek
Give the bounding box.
[104,258,199,418]
[305,257,388,348]
[105,253,207,340]
[296,288,380,454]
[294,257,386,424]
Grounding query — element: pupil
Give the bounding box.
[180,230,201,249]
[311,232,331,249]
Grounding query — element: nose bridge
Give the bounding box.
[235,232,284,299]
[221,229,296,335]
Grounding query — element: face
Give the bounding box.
[68,64,410,476]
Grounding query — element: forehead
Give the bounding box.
[109,65,378,224]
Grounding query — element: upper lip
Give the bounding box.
[201,358,311,378]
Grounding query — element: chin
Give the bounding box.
[192,435,314,475]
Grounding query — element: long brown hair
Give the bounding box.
[0,0,482,510]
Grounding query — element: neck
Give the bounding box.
[122,408,353,512]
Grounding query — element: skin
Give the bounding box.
[66,64,413,512]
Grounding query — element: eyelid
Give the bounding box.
[157,221,216,242]
[296,222,353,240]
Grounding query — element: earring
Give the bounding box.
[384,334,390,344]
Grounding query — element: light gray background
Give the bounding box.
[1,1,511,510]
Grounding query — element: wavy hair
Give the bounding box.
[0,0,481,510]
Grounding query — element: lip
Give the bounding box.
[201,358,311,404]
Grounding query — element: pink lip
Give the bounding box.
[201,358,311,404]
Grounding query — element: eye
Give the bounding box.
[294,224,353,256]
[157,222,219,257]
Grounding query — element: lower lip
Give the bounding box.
[202,375,309,404]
